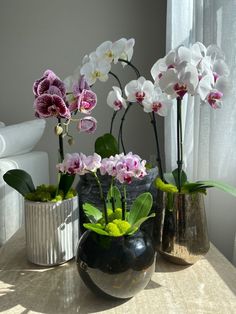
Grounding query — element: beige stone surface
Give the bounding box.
[0,229,236,314]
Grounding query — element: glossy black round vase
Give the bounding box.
[76,230,156,300]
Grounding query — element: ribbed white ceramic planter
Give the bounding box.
[24,196,78,266]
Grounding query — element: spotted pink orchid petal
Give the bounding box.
[100,152,147,184]
[33,69,66,99]
[57,153,101,175]
[78,89,97,114]
[57,153,86,175]
[78,116,97,134]
[34,94,71,119]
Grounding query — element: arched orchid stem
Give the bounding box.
[149,112,165,182]
[94,172,108,224]
[110,111,118,134]
[57,117,64,162]
[118,102,132,153]
[108,71,123,134]
[118,58,141,78]
[176,97,183,192]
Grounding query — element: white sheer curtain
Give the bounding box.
[165,0,236,262]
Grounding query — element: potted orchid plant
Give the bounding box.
[149,42,236,264]
[73,38,171,233]
[3,69,98,266]
[75,38,236,264]
[57,150,156,299]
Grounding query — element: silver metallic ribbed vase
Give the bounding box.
[24,196,78,266]
[159,192,210,265]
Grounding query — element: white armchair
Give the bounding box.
[0,119,49,246]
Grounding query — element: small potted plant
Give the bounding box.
[3,70,98,266]
[57,151,156,299]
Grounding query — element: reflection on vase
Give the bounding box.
[159,192,210,265]
[76,230,156,300]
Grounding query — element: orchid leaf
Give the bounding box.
[106,186,122,210]
[83,203,102,223]
[197,180,236,197]
[95,133,119,158]
[83,223,109,235]
[164,172,176,185]
[128,192,153,225]
[3,169,35,197]
[127,213,155,235]
[58,173,75,196]
[172,168,187,187]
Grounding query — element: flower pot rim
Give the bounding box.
[24,195,78,205]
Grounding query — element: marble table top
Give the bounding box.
[0,228,236,314]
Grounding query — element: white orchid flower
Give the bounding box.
[125,76,154,103]
[119,38,135,66]
[151,46,192,84]
[80,58,111,85]
[151,50,176,83]
[107,86,127,111]
[197,73,214,100]
[96,40,125,64]
[142,85,172,116]
[159,63,199,99]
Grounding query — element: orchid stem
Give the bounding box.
[122,185,127,220]
[94,173,108,224]
[109,71,124,135]
[149,112,165,182]
[118,103,132,153]
[118,58,141,78]
[177,97,183,192]
[57,118,64,162]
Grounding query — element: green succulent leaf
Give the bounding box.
[58,173,75,196]
[127,213,156,235]
[106,186,122,210]
[83,203,102,223]
[197,180,236,197]
[95,133,119,158]
[83,223,109,235]
[128,192,153,225]
[3,169,35,197]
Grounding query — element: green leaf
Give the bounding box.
[58,173,75,196]
[106,186,122,210]
[172,168,187,187]
[128,192,153,225]
[83,223,109,235]
[3,169,35,197]
[83,203,102,223]
[127,213,156,235]
[95,133,119,158]
[197,180,236,197]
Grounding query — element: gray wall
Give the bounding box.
[0,0,167,184]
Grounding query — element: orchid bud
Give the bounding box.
[55,125,63,135]
[78,116,97,134]
[68,137,75,146]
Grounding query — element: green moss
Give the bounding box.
[25,185,76,202]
